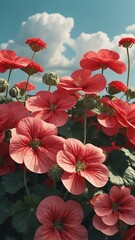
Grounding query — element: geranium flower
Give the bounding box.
[34,196,88,240]
[0,102,30,144]
[0,49,30,73]
[80,49,126,74]
[26,90,77,127]
[119,37,135,48]
[0,141,16,176]
[107,80,127,95]
[122,226,135,240]
[21,60,44,75]
[9,117,64,173]
[92,186,135,236]
[25,37,47,52]
[15,80,36,91]
[57,138,109,195]
[58,69,106,94]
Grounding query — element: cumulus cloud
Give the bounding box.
[1,12,135,84]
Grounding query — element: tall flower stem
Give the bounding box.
[5,69,12,101]
[24,75,30,102]
[126,47,130,102]
[31,52,36,61]
[24,166,30,195]
[83,94,87,145]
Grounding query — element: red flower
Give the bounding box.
[107,80,127,95]
[0,141,16,176]
[34,196,88,240]
[21,60,44,75]
[119,37,135,48]
[0,49,30,73]
[93,186,135,236]
[58,69,106,94]
[25,37,47,52]
[9,117,64,173]
[122,226,135,240]
[26,90,77,127]
[15,80,36,91]
[57,138,109,195]
[0,102,30,144]
[80,49,126,74]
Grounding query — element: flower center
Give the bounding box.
[54,220,63,230]
[50,104,57,111]
[112,202,120,211]
[75,161,86,172]
[29,138,42,150]
[74,76,84,87]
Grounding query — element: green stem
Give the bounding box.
[63,190,68,200]
[101,68,104,75]
[5,69,12,101]
[48,84,51,91]
[31,52,36,61]
[126,47,130,102]
[24,75,30,102]
[24,166,30,195]
[83,94,87,145]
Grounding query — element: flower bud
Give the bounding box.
[0,78,8,93]
[125,87,135,99]
[48,163,63,182]
[9,86,20,98]
[85,96,97,109]
[42,72,59,86]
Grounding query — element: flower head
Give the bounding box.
[57,138,109,195]
[0,50,30,73]
[9,117,64,173]
[119,37,135,48]
[34,196,88,240]
[25,37,47,52]
[58,69,106,94]
[80,49,126,74]
[15,80,36,91]
[107,80,127,95]
[26,90,77,127]
[92,186,135,236]
[21,60,44,75]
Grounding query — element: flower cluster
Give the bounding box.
[0,36,135,240]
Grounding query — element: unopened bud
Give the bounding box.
[9,86,20,98]
[125,88,135,99]
[48,163,63,182]
[42,72,59,86]
[0,78,8,93]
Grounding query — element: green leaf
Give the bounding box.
[122,147,135,167]
[1,171,26,194]
[0,197,12,224]
[11,194,41,235]
[106,150,135,186]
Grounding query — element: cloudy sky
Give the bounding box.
[1,0,135,90]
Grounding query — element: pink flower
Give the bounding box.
[0,102,30,143]
[58,69,106,94]
[0,49,30,73]
[15,80,36,91]
[80,49,126,74]
[25,37,47,52]
[57,138,109,195]
[119,37,135,48]
[34,196,88,240]
[0,141,16,176]
[107,80,127,95]
[92,186,135,236]
[9,117,64,173]
[21,60,44,75]
[26,90,77,127]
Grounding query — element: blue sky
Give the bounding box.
[1,0,135,91]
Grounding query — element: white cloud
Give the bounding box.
[1,12,135,84]
[125,24,135,32]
